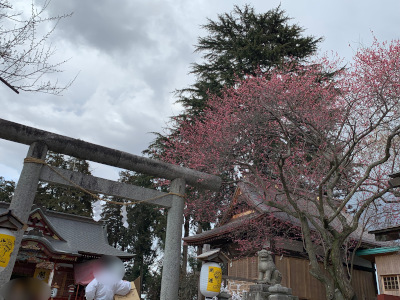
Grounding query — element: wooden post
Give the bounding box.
[160,178,186,300]
[0,142,48,285]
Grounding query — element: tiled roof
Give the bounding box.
[184,213,263,246]
[183,182,380,248]
[0,202,134,259]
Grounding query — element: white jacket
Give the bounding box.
[85,278,131,300]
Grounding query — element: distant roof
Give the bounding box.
[0,202,134,259]
[369,225,400,241]
[184,182,380,248]
[184,213,263,246]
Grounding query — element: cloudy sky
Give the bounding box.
[1,0,400,182]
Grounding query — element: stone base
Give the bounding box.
[243,284,299,300]
[269,295,298,300]
[250,284,271,292]
[268,284,292,295]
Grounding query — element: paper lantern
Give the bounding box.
[199,262,222,298]
[0,228,16,271]
[51,283,60,298]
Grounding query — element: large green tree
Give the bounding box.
[147,4,322,163]
[144,5,323,288]
[34,151,94,216]
[0,176,15,202]
[0,152,93,216]
[177,4,322,116]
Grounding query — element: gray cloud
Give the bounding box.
[1,0,400,182]
[46,0,156,54]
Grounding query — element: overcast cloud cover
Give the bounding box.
[1,0,400,182]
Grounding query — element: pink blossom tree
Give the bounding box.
[162,39,400,299]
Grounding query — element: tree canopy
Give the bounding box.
[0,176,14,202]
[144,7,324,294]
[177,4,322,115]
[162,40,400,299]
[34,152,94,216]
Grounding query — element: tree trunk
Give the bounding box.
[328,242,357,300]
[299,216,356,300]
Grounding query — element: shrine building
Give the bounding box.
[0,202,134,300]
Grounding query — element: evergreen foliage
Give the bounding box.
[34,151,94,216]
[177,4,322,115]
[0,176,15,203]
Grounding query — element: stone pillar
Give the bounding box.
[160,178,186,300]
[0,142,48,286]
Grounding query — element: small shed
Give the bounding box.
[357,247,400,297]
[356,223,400,298]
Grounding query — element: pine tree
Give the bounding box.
[144,6,323,297]
[146,4,322,158]
[178,4,322,115]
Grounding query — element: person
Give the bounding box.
[85,278,131,300]
[0,278,51,300]
[85,255,131,300]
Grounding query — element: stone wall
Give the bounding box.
[226,279,253,296]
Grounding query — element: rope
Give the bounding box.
[24,157,185,206]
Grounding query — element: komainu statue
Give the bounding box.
[257,249,282,285]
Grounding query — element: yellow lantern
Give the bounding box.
[199,262,222,298]
[0,210,25,272]
[0,228,16,271]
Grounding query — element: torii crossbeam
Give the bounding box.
[0,118,221,299]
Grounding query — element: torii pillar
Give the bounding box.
[0,118,222,300]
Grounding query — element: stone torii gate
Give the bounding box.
[0,118,221,299]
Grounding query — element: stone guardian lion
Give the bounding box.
[257,249,282,285]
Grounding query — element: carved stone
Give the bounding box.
[243,250,298,300]
[257,249,282,285]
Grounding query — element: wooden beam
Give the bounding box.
[0,118,221,191]
[39,166,173,208]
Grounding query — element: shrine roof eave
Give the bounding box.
[22,236,80,257]
[183,213,263,246]
[78,251,134,260]
[183,209,382,250]
[29,208,66,241]
[21,236,134,260]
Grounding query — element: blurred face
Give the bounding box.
[94,255,125,285]
[0,278,51,300]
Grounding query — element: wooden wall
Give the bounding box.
[352,267,378,300]
[375,254,400,297]
[228,255,376,300]
[275,256,326,299]
[376,254,400,276]
[228,256,258,279]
